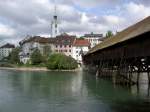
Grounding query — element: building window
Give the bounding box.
[69,50,71,52]
[64,45,67,48]
[76,51,78,53]
[69,45,71,47]
[60,45,62,48]
[56,45,58,48]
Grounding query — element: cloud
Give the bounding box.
[73,0,121,8]
[133,0,150,7]
[0,23,15,36]
[126,2,150,19]
[0,0,149,44]
[58,4,82,23]
[115,2,150,30]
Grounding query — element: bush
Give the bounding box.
[0,62,14,67]
[46,53,78,70]
[9,47,20,64]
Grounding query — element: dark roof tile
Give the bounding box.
[0,43,15,48]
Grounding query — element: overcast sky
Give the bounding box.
[0,0,150,44]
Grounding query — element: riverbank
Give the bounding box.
[0,67,82,72]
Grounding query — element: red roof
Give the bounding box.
[73,39,90,46]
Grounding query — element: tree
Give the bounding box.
[9,47,20,64]
[43,45,52,57]
[106,30,114,38]
[79,37,85,40]
[46,53,78,70]
[30,49,43,65]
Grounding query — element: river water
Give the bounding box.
[0,70,150,112]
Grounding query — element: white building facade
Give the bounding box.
[19,36,55,64]
[72,39,90,63]
[84,32,104,48]
[0,43,15,60]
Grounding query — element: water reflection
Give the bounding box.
[0,70,150,112]
[83,72,150,112]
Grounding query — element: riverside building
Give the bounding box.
[19,33,91,64]
[84,32,104,48]
[0,43,15,60]
[19,36,55,64]
[72,39,90,63]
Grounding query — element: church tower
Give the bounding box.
[51,0,60,37]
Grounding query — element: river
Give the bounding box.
[0,70,150,112]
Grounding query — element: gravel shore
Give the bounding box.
[0,67,82,72]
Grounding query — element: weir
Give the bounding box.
[83,16,150,85]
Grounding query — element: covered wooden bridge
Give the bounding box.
[83,16,150,84]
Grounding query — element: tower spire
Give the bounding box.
[54,0,56,16]
[51,0,59,38]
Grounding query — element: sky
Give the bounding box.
[0,0,150,44]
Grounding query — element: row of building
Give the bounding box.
[0,32,105,64]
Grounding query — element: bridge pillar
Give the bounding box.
[96,69,99,77]
[96,60,104,77]
[137,72,140,85]
[129,71,133,85]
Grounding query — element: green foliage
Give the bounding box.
[30,49,43,65]
[106,30,114,38]
[9,47,20,64]
[46,53,78,70]
[0,62,14,67]
[79,37,85,40]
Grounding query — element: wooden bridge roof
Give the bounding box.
[87,16,150,55]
